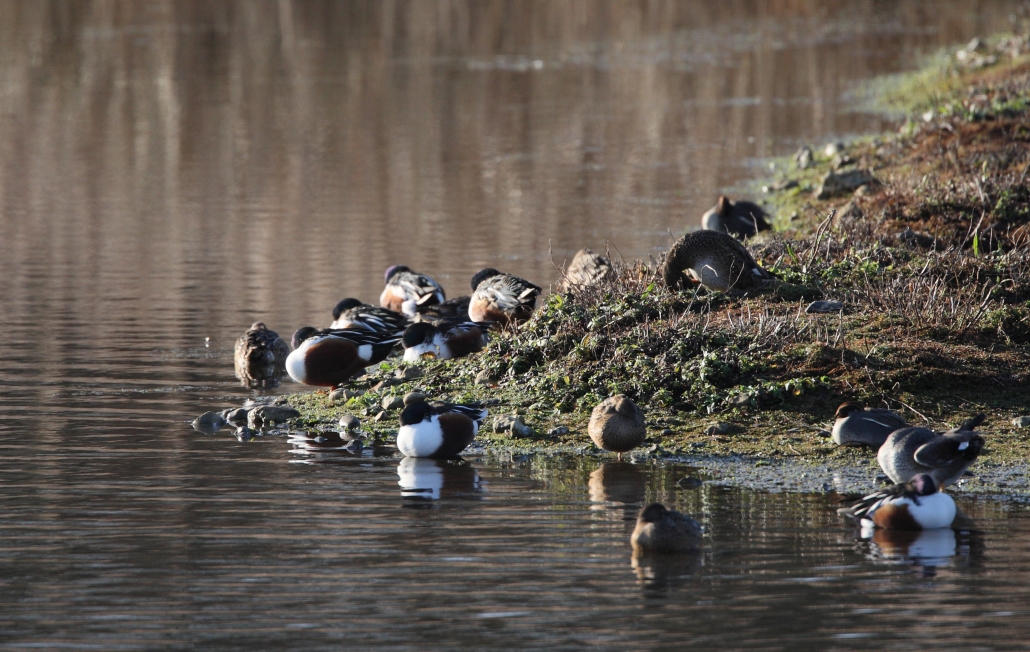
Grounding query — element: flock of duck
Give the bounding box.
[229,195,986,556]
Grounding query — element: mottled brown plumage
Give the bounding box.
[662,230,772,292]
[559,249,615,291]
[631,503,703,554]
[233,322,290,387]
[588,394,646,459]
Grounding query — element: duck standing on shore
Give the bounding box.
[631,503,704,554]
[396,397,488,458]
[330,298,411,332]
[286,326,402,387]
[878,414,986,488]
[380,265,446,316]
[661,230,772,292]
[701,196,772,240]
[234,322,290,386]
[558,249,615,292]
[831,402,909,448]
[468,268,542,325]
[588,394,646,460]
[839,474,956,531]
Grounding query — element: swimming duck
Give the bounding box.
[233,322,291,385]
[831,401,909,448]
[631,503,703,554]
[330,298,410,333]
[661,230,772,292]
[402,319,490,362]
[839,474,956,531]
[286,326,401,387]
[468,268,542,325]
[701,195,772,239]
[877,414,986,488]
[588,394,646,460]
[396,399,488,458]
[558,249,615,292]
[379,265,446,316]
[413,295,472,322]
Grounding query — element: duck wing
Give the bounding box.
[863,409,910,431]
[912,431,984,468]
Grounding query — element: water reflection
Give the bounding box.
[631,551,704,590]
[866,527,958,568]
[397,457,484,501]
[589,462,648,509]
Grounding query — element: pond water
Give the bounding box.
[2,1,1030,649]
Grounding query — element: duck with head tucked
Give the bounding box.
[831,401,909,448]
[468,268,542,325]
[839,473,956,531]
[701,195,772,240]
[380,265,446,317]
[413,295,472,322]
[662,230,772,292]
[402,319,491,362]
[396,395,488,459]
[330,298,410,333]
[631,503,704,554]
[286,326,401,387]
[234,322,291,386]
[878,414,986,488]
[558,249,615,292]
[588,394,646,461]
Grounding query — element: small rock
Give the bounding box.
[875,474,890,484]
[704,422,735,435]
[382,395,405,411]
[234,426,256,442]
[805,300,845,314]
[248,405,301,429]
[475,369,501,385]
[728,394,753,408]
[814,169,874,200]
[345,439,363,453]
[481,398,502,406]
[1012,416,1030,428]
[339,414,361,431]
[660,428,674,437]
[838,201,863,220]
[223,408,250,427]
[372,410,387,422]
[271,396,290,406]
[547,426,570,436]
[192,411,227,434]
[677,476,704,489]
[897,227,937,248]
[763,179,799,193]
[824,141,845,157]
[403,392,427,406]
[795,145,813,170]
[329,387,363,402]
[830,153,853,169]
[395,366,424,380]
[503,415,534,438]
[371,379,401,391]
[689,441,707,449]
[492,415,518,433]
[817,430,832,439]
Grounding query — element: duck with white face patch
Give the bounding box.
[396,396,488,459]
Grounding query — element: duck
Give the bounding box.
[877,414,986,488]
[839,474,956,531]
[468,268,542,325]
[831,401,909,448]
[588,394,646,460]
[701,195,772,239]
[285,326,401,387]
[396,398,488,458]
[233,322,291,385]
[631,503,704,554]
[661,230,772,292]
[330,298,410,333]
[402,319,490,362]
[413,295,472,322]
[379,265,446,316]
[558,249,615,292]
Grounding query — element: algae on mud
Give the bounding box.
[282,32,1030,494]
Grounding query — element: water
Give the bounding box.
[2,1,1030,648]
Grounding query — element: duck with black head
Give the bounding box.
[330,298,410,333]
[396,395,488,459]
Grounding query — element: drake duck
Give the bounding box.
[233,322,290,385]
[402,319,490,362]
[839,474,956,531]
[877,414,986,488]
[413,295,472,322]
[831,401,909,448]
[286,326,401,387]
[631,503,703,554]
[662,230,772,292]
[379,265,446,316]
[468,268,542,325]
[396,399,488,458]
[558,249,615,292]
[701,195,772,239]
[330,298,410,333]
[588,394,646,460]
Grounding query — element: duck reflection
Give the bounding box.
[397,457,483,501]
[288,431,394,460]
[631,552,703,590]
[864,527,957,569]
[589,462,647,512]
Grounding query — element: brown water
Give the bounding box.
[3,1,1030,649]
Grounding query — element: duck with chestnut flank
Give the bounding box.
[701,195,772,240]
[588,394,646,460]
[631,503,704,554]
[839,474,956,531]
[413,295,472,322]
[379,265,446,316]
[286,326,401,387]
[878,414,986,488]
[831,401,909,448]
[402,319,491,362]
[662,230,772,292]
[468,268,542,325]
[330,298,410,333]
[558,249,615,291]
[234,322,291,385]
[396,399,488,458]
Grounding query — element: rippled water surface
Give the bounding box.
[3,1,1030,649]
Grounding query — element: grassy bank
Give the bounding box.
[283,34,1030,492]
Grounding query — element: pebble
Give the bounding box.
[339,414,361,431]
[510,418,534,438]
[805,300,845,314]
[248,405,301,429]
[824,141,845,157]
[403,392,427,406]
[814,168,873,200]
[493,415,533,438]
[235,426,256,442]
[382,395,405,411]
[223,408,250,426]
[547,426,570,436]
[728,394,753,408]
[795,145,813,169]
[704,422,735,435]
[329,387,363,402]
[371,379,401,391]
[689,442,707,449]
[192,411,226,434]
[475,369,501,385]
[1013,416,1030,428]
[677,476,704,489]
[395,366,424,380]
[817,430,832,439]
